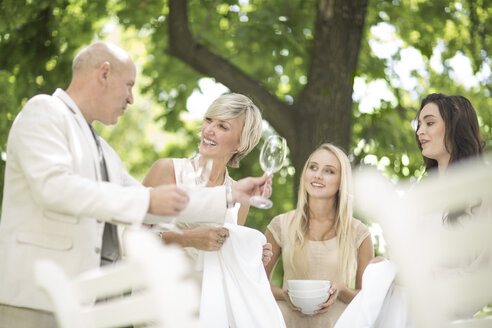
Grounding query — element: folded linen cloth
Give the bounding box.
[335,260,409,328]
[200,223,286,328]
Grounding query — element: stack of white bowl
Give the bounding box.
[287,280,331,314]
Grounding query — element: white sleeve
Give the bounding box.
[143,186,227,225]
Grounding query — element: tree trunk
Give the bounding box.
[291,0,368,185]
[167,0,368,189]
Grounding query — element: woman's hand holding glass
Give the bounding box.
[250,135,287,209]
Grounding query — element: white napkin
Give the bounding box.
[335,261,407,328]
[200,223,286,328]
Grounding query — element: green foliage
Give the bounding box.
[0,0,109,212]
[107,0,491,185]
[191,0,315,99]
[351,0,491,182]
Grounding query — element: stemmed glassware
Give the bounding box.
[250,135,287,209]
[159,153,213,233]
[179,153,213,189]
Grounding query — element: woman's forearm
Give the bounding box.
[159,231,188,247]
[337,284,360,304]
[271,284,287,301]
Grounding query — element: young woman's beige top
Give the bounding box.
[267,210,370,328]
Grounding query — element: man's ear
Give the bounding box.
[98,61,111,85]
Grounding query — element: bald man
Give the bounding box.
[0,42,270,327]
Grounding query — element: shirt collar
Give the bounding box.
[53,88,80,116]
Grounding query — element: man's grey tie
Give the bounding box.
[88,124,121,266]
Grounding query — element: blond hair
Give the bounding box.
[204,93,263,167]
[287,143,357,285]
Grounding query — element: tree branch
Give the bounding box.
[167,0,295,140]
[195,0,220,42]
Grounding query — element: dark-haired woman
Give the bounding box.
[336,93,490,327]
[416,93,485,175]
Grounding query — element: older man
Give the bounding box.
[0,42,269,328]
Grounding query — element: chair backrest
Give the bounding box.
[353,155,492,328]
[35,228,200,328]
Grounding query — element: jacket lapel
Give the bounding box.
[53,89,103,181]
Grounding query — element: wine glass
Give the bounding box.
[179,153,213,189]
[158,153,213,233]
[250,135,287,209]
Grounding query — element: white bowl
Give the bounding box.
[287,279,331,291]
[288,286,329,295]
[289,293,329,314]
[289,289,329,298]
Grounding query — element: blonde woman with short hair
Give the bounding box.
[143,93,286,327]
[144,92,263,249]
[265,143,374,327]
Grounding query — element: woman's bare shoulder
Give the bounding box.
[143,158,176,187]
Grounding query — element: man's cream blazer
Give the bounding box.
[0,89,227,311]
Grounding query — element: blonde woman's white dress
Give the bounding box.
[171,158,286,328]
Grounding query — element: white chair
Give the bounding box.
[35,228,200,328]
[353,155,492,328]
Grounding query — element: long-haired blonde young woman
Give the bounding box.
[265,143,374,327]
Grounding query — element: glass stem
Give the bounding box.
[261,171,273,198]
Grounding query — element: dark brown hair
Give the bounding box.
[415,93,485,171]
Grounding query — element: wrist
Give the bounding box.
[180,230,192,247]
[160,231,185,246]
[272,286,286,300]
